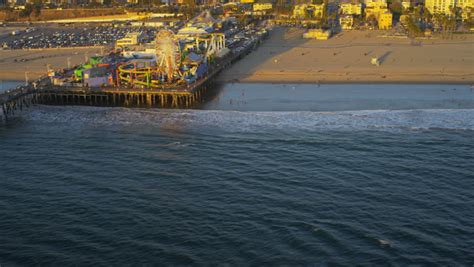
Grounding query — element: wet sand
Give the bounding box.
[0,47,104,81]
[217,28,474,84]
[204,83,474,111]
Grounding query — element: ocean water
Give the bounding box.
[1,84,473,265]
[0,81,23,93]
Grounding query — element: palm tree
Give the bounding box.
[421,6,432,24]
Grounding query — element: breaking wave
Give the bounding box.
[22,106,474,132]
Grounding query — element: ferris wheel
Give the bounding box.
[155,30,182,82]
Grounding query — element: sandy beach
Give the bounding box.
[1,27,473,84]
[217,27,474,84]
[0,47,104,81]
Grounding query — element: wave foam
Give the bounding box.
[24,106,474,132]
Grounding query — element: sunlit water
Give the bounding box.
[1,83,473,265]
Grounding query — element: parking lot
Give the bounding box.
[0,25,159,49]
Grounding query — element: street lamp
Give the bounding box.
[25,71,29,86]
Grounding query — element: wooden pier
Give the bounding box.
[0,85,38,121]
[0,31,267,121]
[33,86,209,108]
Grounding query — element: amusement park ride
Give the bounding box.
[117,29,227,89]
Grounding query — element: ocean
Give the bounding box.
[1,83,473,265]
[0,81,23,93]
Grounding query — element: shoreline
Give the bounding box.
[216,73,474,85]
[217,80,474,85]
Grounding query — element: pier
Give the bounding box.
[0,31,266,121]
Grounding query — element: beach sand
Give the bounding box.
[1,28,473,84]
[217,27,474,84]
[0,47,104,81]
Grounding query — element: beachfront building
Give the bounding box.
[461,8,473,20]
[311,4,326,18]
[424,0,474,21]
[303,29,332,39]
[377,10,393,29]
[293,4,307,18]
[365,8,393,28]
[365,5,388,18]
[292,4,326,19]
[424,0,456,15]
[401,0,411,9]
[340,0,363,15]
[364,0,388,8]
[363,0,393,29]
[457,0,473,10]
[457,0,474,20]
[253,2,273,11]
[339,14,355,29]
[364,0,388,19]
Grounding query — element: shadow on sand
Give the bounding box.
[378,51,392,65]
[217,27,311,83]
